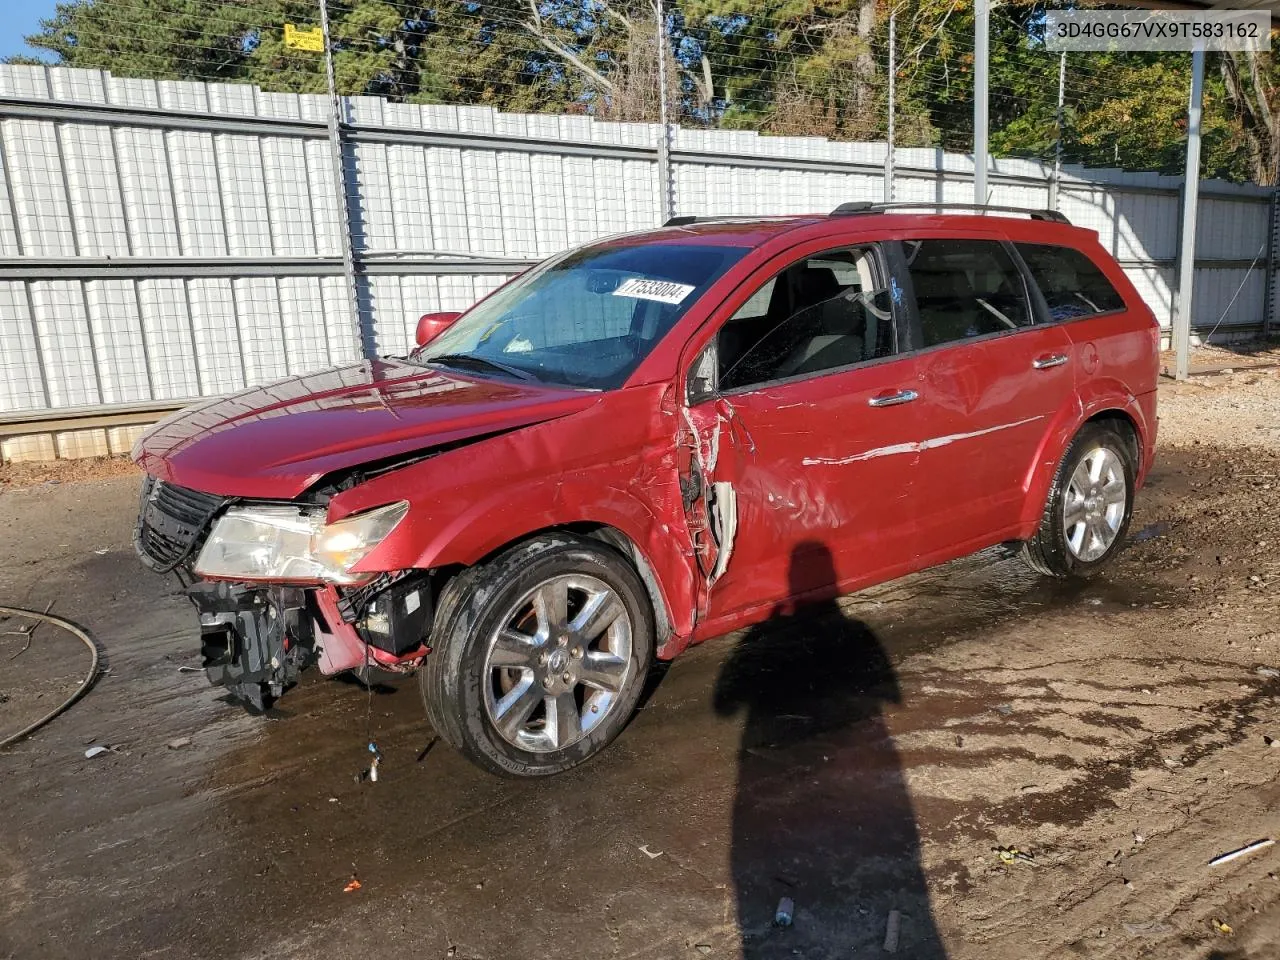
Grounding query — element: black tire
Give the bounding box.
[1020,421,1136,578]
[420,534,655,777]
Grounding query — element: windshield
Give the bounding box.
[411,242,747,389]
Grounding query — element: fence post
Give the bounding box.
[318,0,365,361]
[1264,188,1280,339]
[1049,51,1065,210]
[1173,49,1206,380]
[884,13,895,203]
[654,0,674,222]
[973,0,989,204]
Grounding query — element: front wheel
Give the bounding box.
[421,534,655,777]
[1020,422,1136,578]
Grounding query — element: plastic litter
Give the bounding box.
[995,845,1035,865]
[1209,839,1275,867]
[343,877,362,893]
[1213,918,1233,935]
[774,896,794,927]
[84,745,109,759]
[638,844,663,859]
[167,737,192,750]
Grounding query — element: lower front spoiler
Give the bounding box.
[187,578,433,713]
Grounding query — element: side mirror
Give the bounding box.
[415,311,462,347]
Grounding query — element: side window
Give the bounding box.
[717,246,896,392]
[903,239,1031,347]
[1015,243,1126,321]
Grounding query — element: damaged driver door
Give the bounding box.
[677,241,924,627]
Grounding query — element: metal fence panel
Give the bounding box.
[0,64,1275,437]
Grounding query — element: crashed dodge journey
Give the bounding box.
[133,204,1159,777]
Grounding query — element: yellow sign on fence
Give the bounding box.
[284,23,325,53]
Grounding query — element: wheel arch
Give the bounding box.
[1019,394,1148,535]
[437,521,679,657]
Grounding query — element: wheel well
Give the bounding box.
[456,522,673,645]
[1085,409,1141,466]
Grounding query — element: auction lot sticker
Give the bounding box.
[1047,11,1270,52]
[612,278,696,305]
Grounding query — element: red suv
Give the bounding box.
[134,204,1159,777]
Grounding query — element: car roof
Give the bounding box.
[607,212,1094,249]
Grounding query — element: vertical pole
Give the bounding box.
[1264,188,1280,339]
[318,0,364,360]
[1174,49,1205,381]
[654,0,674,223]
[1049,51,1065,210]
[884,12,896,203]
[973,0,989,205]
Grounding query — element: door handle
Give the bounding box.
[1033,353,1069,369]
[867,389,919,408]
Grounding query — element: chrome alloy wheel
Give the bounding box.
[482,573,634,754]
[1063,446,1127,562]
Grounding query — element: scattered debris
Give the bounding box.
[3,600,54,661]
[995,845,1035,865]
[1212,918,1233,936]
[774,896,794,927]
[0,604,100,750]
[1208,838,1275,867]
[883,909,901,953]
[93,549,108,555]
[177,665,201,673]
[1133,831,1146,844]
[693,945,711,955]
[638,844,663,860]
[343,877,362,893]
[166,737,192,750]
[84,745,109,759]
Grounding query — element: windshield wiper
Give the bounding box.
[425,353,535,382]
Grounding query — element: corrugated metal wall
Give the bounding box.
[0,64,1275,461]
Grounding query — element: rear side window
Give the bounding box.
[1015,243,1126,321]
[902,239,1032,347]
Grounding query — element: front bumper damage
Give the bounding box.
[190,582,317,712]
[135,476,434,712]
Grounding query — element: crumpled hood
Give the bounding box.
[134,359,598,499]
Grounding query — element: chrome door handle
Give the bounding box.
[868,389,919,408]
[1033,353,1069,369]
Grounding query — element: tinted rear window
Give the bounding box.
[1016,243,1126,321]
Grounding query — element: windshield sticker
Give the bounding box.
[611,278,696,305]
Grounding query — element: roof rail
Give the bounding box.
[661,214,792,227]
[830,201,1070,224]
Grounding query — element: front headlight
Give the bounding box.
[194,501,408,584]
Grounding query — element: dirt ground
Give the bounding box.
[2,370,1279,960]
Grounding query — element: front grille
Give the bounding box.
[134,476,229,573]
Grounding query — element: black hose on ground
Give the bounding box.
[0,606,100,750]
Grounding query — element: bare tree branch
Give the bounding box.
[522,0,616,92]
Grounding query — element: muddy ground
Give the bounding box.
[2,370,1279,960]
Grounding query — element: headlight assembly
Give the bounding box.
[194,501,408,584]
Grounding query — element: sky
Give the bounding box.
[1,0,57,62]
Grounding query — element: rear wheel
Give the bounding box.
[1021,422,1136,578]
[421,534,654,777]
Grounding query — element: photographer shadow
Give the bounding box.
[713,540,947,958]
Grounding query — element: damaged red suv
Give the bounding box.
[134,203,1159,777]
